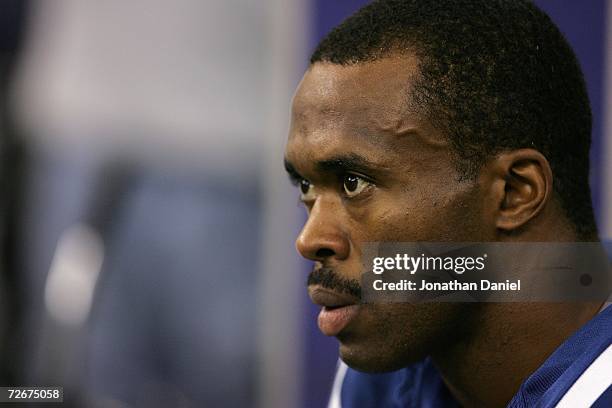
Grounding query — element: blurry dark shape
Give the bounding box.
[20,159,136,407]
[87,174,259,407]
[0,0,28,54]
[20,159,261,408]
[0,0,29,386]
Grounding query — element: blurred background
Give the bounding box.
[0,0,610,407]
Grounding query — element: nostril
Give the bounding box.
[315,248,335,258]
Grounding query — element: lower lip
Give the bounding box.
[318,305,359,336]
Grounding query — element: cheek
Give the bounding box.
[350,180,484,242]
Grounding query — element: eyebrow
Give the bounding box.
[284,153,383,182]
[316,154,379,175]
[284,159,302,183]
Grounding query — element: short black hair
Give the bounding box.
[311,0,597,239]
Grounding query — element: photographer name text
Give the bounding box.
[372,279,521,291]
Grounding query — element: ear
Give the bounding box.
[486,149,553,232]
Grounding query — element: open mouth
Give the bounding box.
[317,304,360,336]
[308,286,360,336]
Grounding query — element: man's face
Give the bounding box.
[284,56,490,372]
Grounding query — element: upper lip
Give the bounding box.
[308,286,359,308]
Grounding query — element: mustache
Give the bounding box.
[307,267,361,299]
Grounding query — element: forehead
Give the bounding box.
[291,57,418,135]
[286,56,448,171]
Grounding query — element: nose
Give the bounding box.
[295,199,350,262]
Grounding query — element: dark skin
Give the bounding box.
[284,55,603,407]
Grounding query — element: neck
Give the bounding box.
[431,302,603,407]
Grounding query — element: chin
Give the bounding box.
[337,336,428,373]
[333,302,475,373]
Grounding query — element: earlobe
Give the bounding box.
[491,149,553,232]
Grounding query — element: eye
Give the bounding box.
[343,174,370,197]
[299,179,315,201]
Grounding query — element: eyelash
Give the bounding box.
[292,173,374,199]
